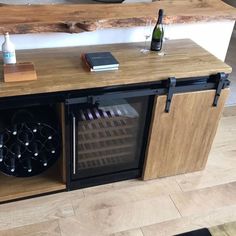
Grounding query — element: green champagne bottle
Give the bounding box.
[150,9,164,51]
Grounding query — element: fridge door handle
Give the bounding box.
[72,114,76,175]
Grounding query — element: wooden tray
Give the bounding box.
[3,62,37,83]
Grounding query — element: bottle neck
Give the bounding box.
[4,34,10,42]
[157,15,163,25]
[156,9,163,26]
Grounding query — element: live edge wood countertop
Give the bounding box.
[0,39,232,98]
[0,0,236,34]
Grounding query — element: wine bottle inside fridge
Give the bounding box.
[150,9,164,51]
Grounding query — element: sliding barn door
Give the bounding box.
[143,89,229,180]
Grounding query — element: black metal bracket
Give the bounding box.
[213,73,229,107]
[165,77,176,113]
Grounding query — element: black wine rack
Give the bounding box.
[0,107,61,177]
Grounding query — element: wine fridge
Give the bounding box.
[66,89,154,189]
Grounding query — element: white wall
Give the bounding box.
[164,21,235,61]
[0,20,234,61]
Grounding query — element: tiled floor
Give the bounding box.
[225,23,236,105]
[0,112,235,235]
[210,221,236,236]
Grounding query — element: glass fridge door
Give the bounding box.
[71,95,149,180]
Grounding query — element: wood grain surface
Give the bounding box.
[0,163,66,203]
[210,221,236,236]
[3,62,37,83]
[143,89,229,180]
[0,0,235,34]
[0,39,232,98]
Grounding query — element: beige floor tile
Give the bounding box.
[212,118,236,150]
[0,220,61,236]
[72,178,181,214]
[59,195,180,236]
[83,182,117,196]
[223,106,236,117]
[176,167,236,192]
[141,204,236,236]
[174,116,236,192]
[110,228,144,236]
[209,221,236,236]
[82,178,171,197]
[170,182,236,217]
[83,175,181,198]
[66,188,85,199]
[225,23,236,105]
[0,192,75,231]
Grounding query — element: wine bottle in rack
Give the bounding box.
[0,133,3,148]
[41,154,48,167]
[94,108,101,119]
[28,123,38,133]
[47,132,53,141]
[0,148,3,162]
[150,9,164,51]
[31,142,39,157]
[12,143,21,158]
[80,110,86,121]
[115,106,123,116]
[101,109,109,118]
[12,124,18,136]
[26,158,32,173]
[10,156,16,173]
[41,127,53,140]
[108,107,115,117]
[23,133,30,146]
[87,109,94,120]
[46,141,56,154]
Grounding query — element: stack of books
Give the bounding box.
[82,52,119,72]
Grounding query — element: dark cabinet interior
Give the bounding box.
[0,103,66,203]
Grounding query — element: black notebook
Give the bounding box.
[84,52,119,70]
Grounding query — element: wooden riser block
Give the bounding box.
[3,62,37,83]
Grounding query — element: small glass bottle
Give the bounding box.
[2,32,16,64]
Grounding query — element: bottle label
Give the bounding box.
[3,52,14,58]
[3,51,16,64]
[150,40,162,51]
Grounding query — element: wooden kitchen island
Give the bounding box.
[0,39,232,203]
